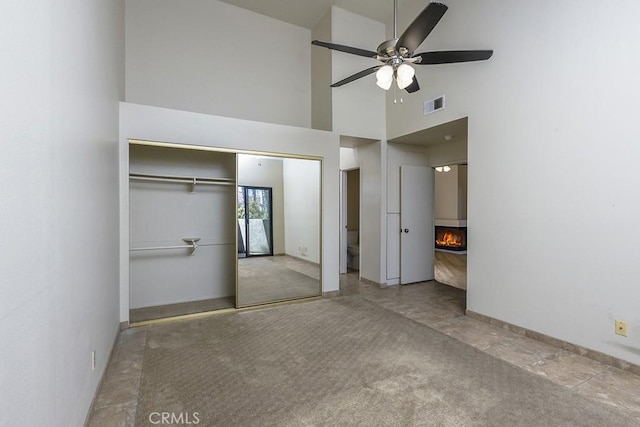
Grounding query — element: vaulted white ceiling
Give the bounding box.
[218,0,468,146]
[218,0,405,29]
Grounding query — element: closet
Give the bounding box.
[127,141,323,323]
[129,144,236,322]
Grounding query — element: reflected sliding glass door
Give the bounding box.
[237,186,273,257]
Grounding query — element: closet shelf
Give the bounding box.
[129,173,236,193]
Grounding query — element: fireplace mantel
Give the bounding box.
[435,219,467,228]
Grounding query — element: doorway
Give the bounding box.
[340,168,361,274]
[237,185,274,258]
[387,117,468,290]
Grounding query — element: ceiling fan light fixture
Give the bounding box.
[395,63,415,89]
[377,79,393,90]
[311,2,493,94]
[397,63,415,80]
[376,65,394,90]
[396,76,414,90]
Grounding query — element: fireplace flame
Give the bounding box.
[436,232,463,247]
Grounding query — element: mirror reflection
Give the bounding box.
[237,154,321,307]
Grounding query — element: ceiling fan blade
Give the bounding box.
[404,76,420,93]
[414,50,494,64]
[396,2,448,53]
[331,66,381,87]
[312,40,378,58]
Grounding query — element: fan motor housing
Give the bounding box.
[377,39,400,57]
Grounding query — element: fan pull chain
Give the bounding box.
[392,86,403,104]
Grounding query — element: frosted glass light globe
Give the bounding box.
[396,64,415,90]
[376,65,393,90]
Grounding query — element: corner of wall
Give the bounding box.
[311,8,333,131]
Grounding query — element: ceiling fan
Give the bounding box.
[311,1,493,93]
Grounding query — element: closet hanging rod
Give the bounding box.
[129,173,235,186]
[129,242,233,252]
[129,244,194,252]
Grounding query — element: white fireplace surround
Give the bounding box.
[435,219,467,228]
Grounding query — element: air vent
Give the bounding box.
[424,95,445,115]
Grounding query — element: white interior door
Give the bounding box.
[339,171,348,274]
[400,165,435,285]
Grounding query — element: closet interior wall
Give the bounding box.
[129,144,236,313]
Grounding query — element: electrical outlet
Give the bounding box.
[91,351,96,370]
[615,320,628,337]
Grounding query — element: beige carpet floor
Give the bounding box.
[134,296,635,426]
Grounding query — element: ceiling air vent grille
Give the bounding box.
[424,95,445,115]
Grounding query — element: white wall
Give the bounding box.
[311,9,333,131]
[0,0,123,425]
[126,0,311,128]
[283,159,321,264]
[387,0,640,365]
[238,155,286,255]
[360,141,387,285]
[435,165,461,221]
[120,103,340,320]
[386,144,429,213]
[458,165,468,220]
[330,7,388,283]
[340,146,359,170]
[427,139,468,168]
[331,7,386,140]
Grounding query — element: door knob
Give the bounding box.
[404,228,409,233]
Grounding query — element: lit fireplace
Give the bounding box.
[435,226,467,252]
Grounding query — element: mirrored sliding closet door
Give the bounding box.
[236,154,322,307]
